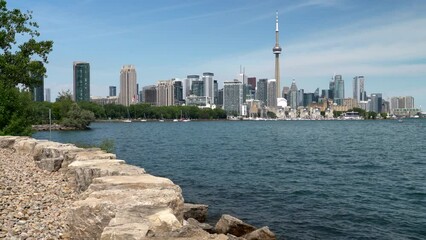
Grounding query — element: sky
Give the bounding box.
[9,0,426,109]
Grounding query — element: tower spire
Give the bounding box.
[273,11,282,102]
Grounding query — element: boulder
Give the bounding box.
[67,159,145,192]
[68,174,185,239]
[0,136,18,148]
[242,226,276,240]
[35,157,63,172]
[215,214,256,237]
[187,218,214,234]
[183,203,209,222]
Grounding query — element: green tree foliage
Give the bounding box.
[0,0,53,135]
[61,103,95,129]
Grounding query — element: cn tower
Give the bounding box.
[272,11,282,98]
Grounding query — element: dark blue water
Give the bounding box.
[34,120,426,240]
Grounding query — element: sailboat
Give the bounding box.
[123,108,131,122]
[141,113,147,122]
[159,114,164,122]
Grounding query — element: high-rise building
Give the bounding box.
[109,86,117,97]
[142,85,156,105]
[272,11,282,100]
[119,65,137,106]
[214,80,218,104]
[202,72,214,100]
[390,96,415,111]
[73,61,90,102]
[45,88,51,102]
[185,75,199,97]
[353,76,365,102]
[191,80,204,97]
[218,88,224,106]
[288,79,298,109]
[267,79,277,108]
[173,80,183,105]
[247,77,256,89]
[282,86,289,100]
[333,75,344,105]
[223,81,243,115]
[157,80,174,106]
[370,93,383,113]
[297,89,304,107]
[256,78,268,106]
[303,93,314,107]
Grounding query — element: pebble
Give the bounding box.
[0,148,77,239]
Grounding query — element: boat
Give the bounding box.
[173,119,179,122]
[159,114,165,122]
[141,114,147,122]
[123,119,131,123]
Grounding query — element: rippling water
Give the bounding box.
[34,119,426,239]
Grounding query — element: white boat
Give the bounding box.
[173,119,179,122]
[123,119,131,123]
[140,119,147,122]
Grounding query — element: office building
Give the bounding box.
[247,77,256,90]
[223,81,243,115]
[142,85,157,105]
[267,79,277,108]
[173,80,184,105]
[370,93,383,113]
[297,89,304,107]
[333,75,344,105]
[202,72,214,100]
[191,79,204,97]
[109,86,116,97]
[119,65,137,106]
[256,78,268,106]
[214,80,218,104]
[73,61,90,102]
[45,88,51,102]
[353,76,365,102]
[288,79,298,109]
[218,88,224,106]
[157,80,174,106]
[185,75,199,97]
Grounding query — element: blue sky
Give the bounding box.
[9,0,426,108]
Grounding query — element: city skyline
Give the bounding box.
[9,0,426,108]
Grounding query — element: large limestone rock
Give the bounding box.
[67,159,145,192]
[215,214,256,237]
[183,203,209,222]
[242,226,276,240]
[68,175,185,239]
[0,136,20,148]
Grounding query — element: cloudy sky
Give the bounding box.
[9,0,426,108]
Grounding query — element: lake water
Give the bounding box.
[34,119,426,239]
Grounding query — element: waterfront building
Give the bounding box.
[73,61,90,102]
[45,88,51,102]
[202,72,214,101]
[370,93,383,113]
[217,88,224,106]
[173,79,184,105]
[267,79,277,108]
[256,78,268,106]
[343,98,358,110]
[333,75,344,105]
[223,81,243,115]
[109,86,116,97]
[185,75,199,97]
[353,76,365,102]
[91,96,118,105]
[118,65,137,106]
[186,95,210,107]
[157,80,174,106]
[214,80,218,104]
[191,79,204,97]
[297,89,304,107]
[142,85,157,105]
[272,11,282,99]
[246,99,261,118]
[282,86,289,100]
[390,96,415,113]
[288,79,298,109]
[303,93,314,107]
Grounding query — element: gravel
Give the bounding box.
[0,148,76,239]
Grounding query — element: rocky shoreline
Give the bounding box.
[0,136,276,240]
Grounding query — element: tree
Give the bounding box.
[0,0,53,135]
[61,103,95,129]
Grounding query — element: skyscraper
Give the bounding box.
[272,11,282,99]
[45,88,51,102]
[202,72,214,101]
[267,79,277,108]
[333,75,344,105]
[109,86,117,97]
[73,61,90,102]
[223,81,243,115]
[191,80,204,97]
[288,79,298,109]
[142,85,157,105]
[353,76,365,102]
[173,80,183,105]
[156,80,174,106]
[370,93,383,113]
[247,77,256,89]
[214,80,218,104]
[119,65,137,106]
[256,78,268,106]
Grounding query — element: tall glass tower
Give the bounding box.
[73,61,90,102]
